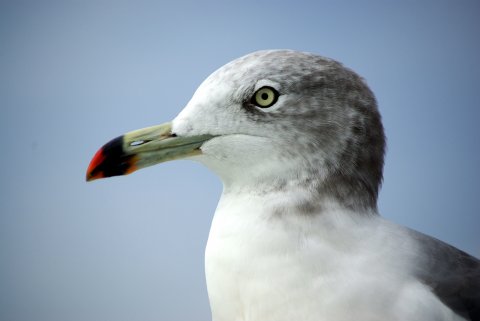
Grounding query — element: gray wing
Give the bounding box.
[410,230,480,321]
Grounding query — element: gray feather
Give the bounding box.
[411,230,480,320]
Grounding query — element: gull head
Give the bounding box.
[87,50,385,211]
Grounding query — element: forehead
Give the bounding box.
[203,50,333,90]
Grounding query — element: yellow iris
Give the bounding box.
[253,87,278,108]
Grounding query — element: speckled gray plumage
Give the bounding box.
[201,50,385,212]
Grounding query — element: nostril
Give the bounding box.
[130,140,150,146]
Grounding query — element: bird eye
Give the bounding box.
[252,86,279,108]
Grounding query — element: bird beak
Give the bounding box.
[86,122,215,181]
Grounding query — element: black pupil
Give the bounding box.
[261,92,269,100]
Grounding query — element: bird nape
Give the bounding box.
[86,50,479,321]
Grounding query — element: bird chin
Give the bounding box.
[196,135,298,189]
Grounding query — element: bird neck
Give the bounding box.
[221,170,379,217]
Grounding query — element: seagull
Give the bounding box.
[86,50,479,321]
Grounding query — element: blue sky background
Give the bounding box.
[1,1,479,320]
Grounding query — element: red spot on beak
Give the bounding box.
[86,147,106,181]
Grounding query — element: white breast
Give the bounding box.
[204,189,464,321]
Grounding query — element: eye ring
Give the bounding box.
[252,86,279,108]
